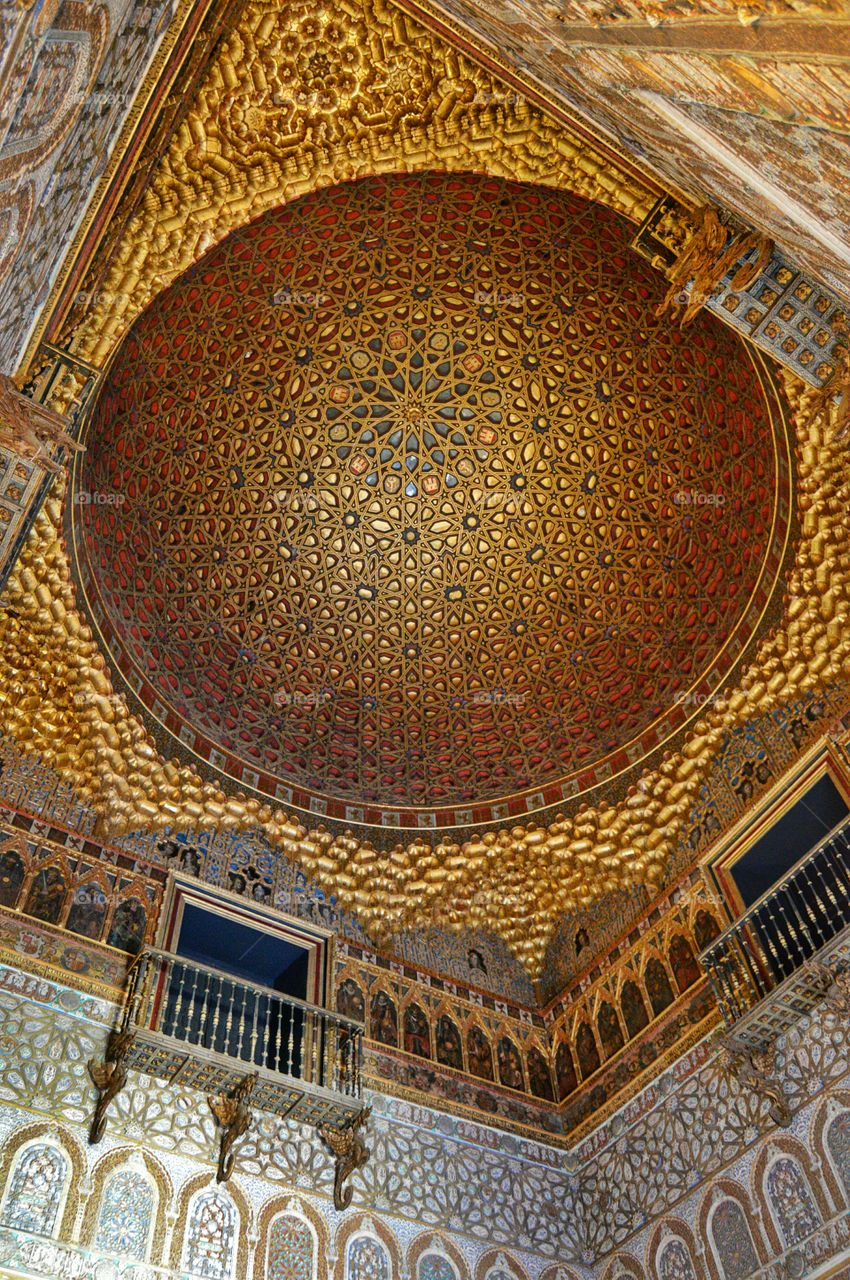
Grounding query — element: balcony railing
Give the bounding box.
[700,816,850,1048]
[116,948,364,1127]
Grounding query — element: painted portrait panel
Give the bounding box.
[645,957,675,1018]
[621,979,650,1039]
[370,990,398,1047]
[467,1025,494,1081]
[435,1014,463,1070]
[497,1036,525,1091]
[576,1022,600,1081]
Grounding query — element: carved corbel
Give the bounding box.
[317,1106,372,1210]
[208,1071,258,1183]
[87,1028,136,1143]
[0,372,84,476]
[657,205,772,326]
[718,1035,791,1128]
[807,960,850,1013]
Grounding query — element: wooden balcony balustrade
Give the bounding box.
[87,948,370,1197]
[700,817,850,1049]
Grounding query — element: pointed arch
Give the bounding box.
[402,1001,432,1059]
[648,1220,703,1280]
[474,1247,529,1280]
[83,1148,171,1265]
[0,1123,82,1240]
[408,1232,469,1280]
[812,1093,850,1209]
[0,1140,70,1238]
[335,1214,401,1280]
[0,836,29,908]
[22,856,70,925]
[466,1022,494,1081]
[699,1182,767,1280]
[599,1256,644,1280]
[434,1010,464,1071]
[257,1195,328,1280]
[170,1173,250,1279]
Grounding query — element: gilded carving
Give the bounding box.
[317,1106,372,1210]
[657,204,772,326]
[0,374,83,477]
[87,1028,136,1143]
[208,1072,258,1183]
[719,1036,791,1129]
[49,0,656,371]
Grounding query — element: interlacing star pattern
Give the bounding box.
[78,172,783,819]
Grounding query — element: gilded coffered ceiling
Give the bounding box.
[3,0,850,977]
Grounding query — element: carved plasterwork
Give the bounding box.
[43,0,658,381]
[2,968,850,1266]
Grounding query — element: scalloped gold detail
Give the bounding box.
[53,0,659,370]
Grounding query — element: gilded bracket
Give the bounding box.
[317,1105,372,1211]
[87,1028,136,1144]
[208,1071,258,1183]
[718,1036,791,1129]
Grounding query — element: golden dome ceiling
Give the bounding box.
[73,172,790,830]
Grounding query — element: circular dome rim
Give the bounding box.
[68,171,795,834]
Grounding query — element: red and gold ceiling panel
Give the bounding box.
[72,172,790,830]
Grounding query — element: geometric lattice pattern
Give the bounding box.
[765,1157,821,1247]
[347,1235,391,1280]
[93,1169,154,1260]
[267,1213,315,1280]
[77,172,788,824]
[418,1252,457,1280]
[0,1143,67,1237]
[182,1190,236,1280]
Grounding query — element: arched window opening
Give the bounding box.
[765,1156,821,1247]
[418,1251,457,1280]
[183,1189,237,1279]
[267,1211,316,1280]
[346,1233,391,1280]
[657,1237,697,1280]
[826,1110,850,1199]
[94,1167,155,1261]
[709,1198,759,1280]
[0,1142,69,1237]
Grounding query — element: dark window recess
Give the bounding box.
[162,903,313,1078]
[731,776,850,985]
[731,774,849,907]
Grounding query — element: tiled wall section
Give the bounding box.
[0,963,849,1276]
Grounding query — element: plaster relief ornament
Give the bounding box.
[317,1105,372,1209]
[0,373,84,475]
